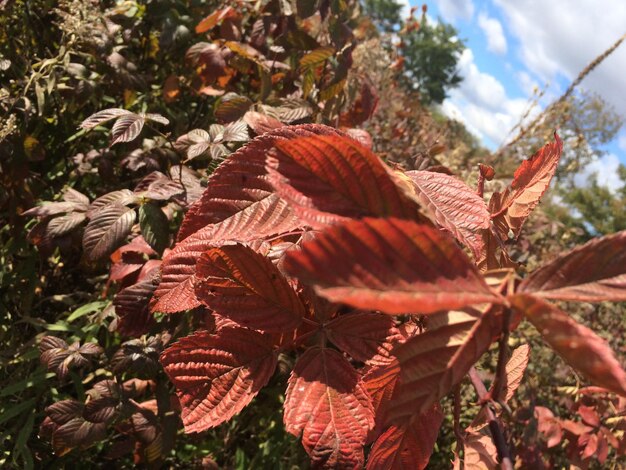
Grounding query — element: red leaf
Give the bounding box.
[153,125,340,313]
[285,218,503,315]
[195,6,238,34]
[366,405,443,470]
[387,309,502,422]
[405,170,490,258]
[535,406,563,448]
[578,405,601,428]
[489,133,563,239]
[363,359,401,441]
[324,312,400,365]
[160,327,277,433]
[195,244,305,332]
[284,347,374,468]
[519,230,626,302]
[266,133,424,227]
[510,294,626,395]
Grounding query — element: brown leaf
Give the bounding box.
[83,204,136,262]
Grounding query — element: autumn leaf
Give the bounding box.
[509,294,626,396]
[152,125,341,314]
[160,327,277,433]
[387,308,502,422]
[405,170,490,258]
[519,230,626,301]
[194,244,305,332]
[366,405,443,470]
[489,133,563,240]
[267,134,425,227]
[284,347,374,468]
[285,217,503,314]
[82,204,136,262]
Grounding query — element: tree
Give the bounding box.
[558,166,626,236]
[361,0,404,32]
[398,10,465,104]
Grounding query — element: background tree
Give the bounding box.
[361,0,404,32]
[398,9,465,104]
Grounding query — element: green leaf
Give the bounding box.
[0,370,53,398]
[139,203,170,254]
[0,398,36,426]
[67,301,108,323]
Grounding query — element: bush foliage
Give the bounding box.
[2,1,626,469]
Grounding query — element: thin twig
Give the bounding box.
[495,32,626,157]
[491,308,512,403]
[468,367,514,470]
[453,385,465,453]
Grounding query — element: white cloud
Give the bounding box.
[493,0,626,118]
[439,49,539,148]
[435,0,474,22]
[397,0,411,21]
[478,13,507,55]
[574,152,624,192]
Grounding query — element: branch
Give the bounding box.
[495,32,626,156]
[468,367,514,470]
[491,308,512,403]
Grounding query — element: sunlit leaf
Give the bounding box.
[160,327,277,433]
[509,294,626,395]
[284,347,374,468]
[520,230,626,301]
[285,218,502,314]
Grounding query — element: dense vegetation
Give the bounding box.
[1,1,626,469]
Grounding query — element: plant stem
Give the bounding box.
[492,307,512,403]
[468,367,514,470]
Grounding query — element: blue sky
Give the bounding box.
[402,0,626,190]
